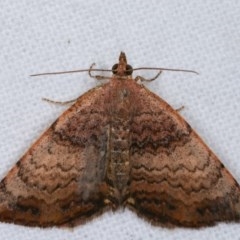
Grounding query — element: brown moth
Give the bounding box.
[0,52,240,228]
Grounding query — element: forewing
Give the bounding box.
[0,84,111,227]
[127,86,240,227]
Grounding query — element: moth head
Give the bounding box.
[112,52,133,76]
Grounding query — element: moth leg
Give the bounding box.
[175,106,185,112]
[134,70,162,82]
[42,97,77,105]
[88,63,111,81]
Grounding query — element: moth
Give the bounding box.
[0,52,239,228]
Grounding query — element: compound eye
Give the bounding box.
[112,64,118,74]
[125,64,133,75]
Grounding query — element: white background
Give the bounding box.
[0,1,240,239]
